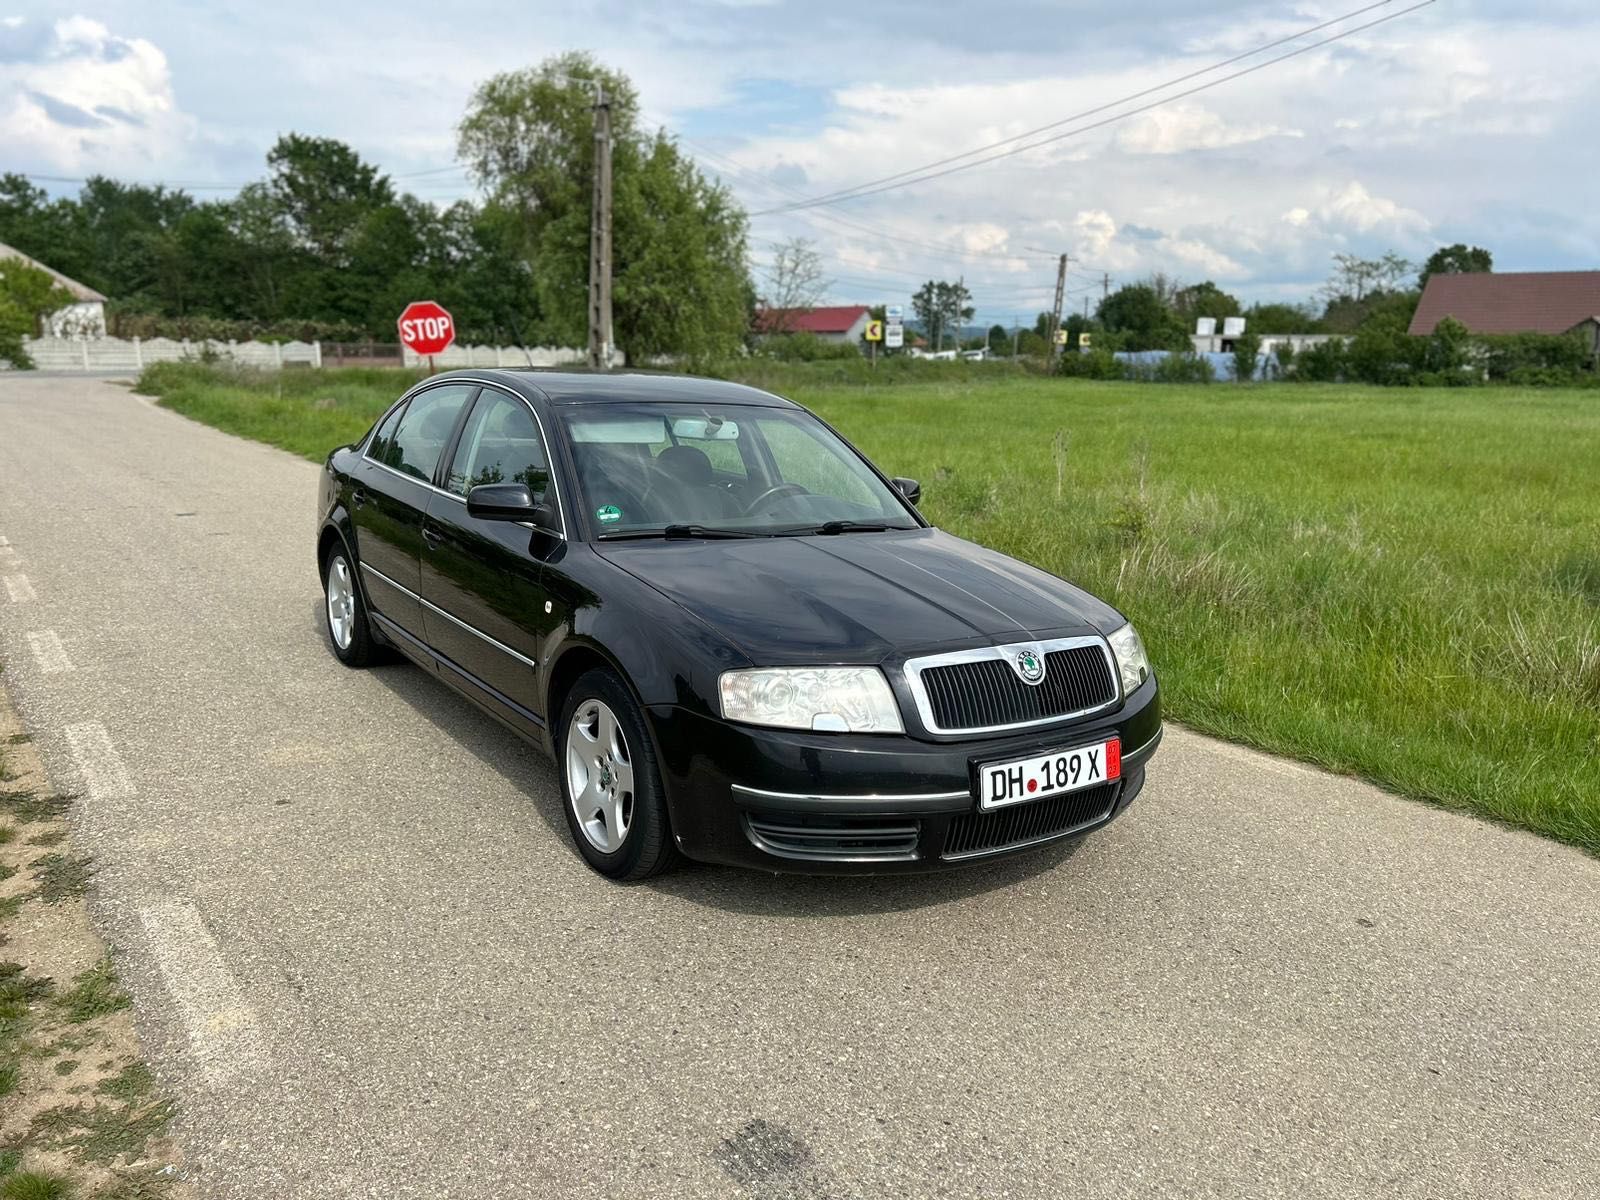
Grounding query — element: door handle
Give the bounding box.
[352,487,367,509]
[421,523,444,547]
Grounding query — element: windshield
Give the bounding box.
[560,402,918,537]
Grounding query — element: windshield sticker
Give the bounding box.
[596,504,623,525]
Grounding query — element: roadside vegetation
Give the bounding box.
[0,681,188,1199]
[138,362,1600,856]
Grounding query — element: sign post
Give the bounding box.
[864,318,883,367]
[397,300,456,374]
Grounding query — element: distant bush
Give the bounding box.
[1293,338,1349,383]
[1057,348,1124,380]
[755,333,863,363]
[1478,331,1594,385]
[1153,351,1216,384]
[1230,332,1262,383]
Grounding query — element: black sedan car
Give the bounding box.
[317,370,1161,880]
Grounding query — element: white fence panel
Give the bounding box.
[11,335,588,373]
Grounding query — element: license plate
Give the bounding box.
[979,738,1120,811]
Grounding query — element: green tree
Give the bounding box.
[1230,331,1261,382]
[458,52,750,360]
[0,259,72,368]
[1096,283,1186,351]
[1418,243,1492,289]
[267,134,396,265]
[1174,280,1241,323]
[1243,301,1318,334]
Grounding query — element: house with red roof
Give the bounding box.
[1410,270,1600,359]
[753,305,872,345]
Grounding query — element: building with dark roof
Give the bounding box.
[1409,270,1600,358]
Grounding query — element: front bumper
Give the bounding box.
[645,676,1162,874]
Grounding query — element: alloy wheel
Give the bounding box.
[565,698,635,853]
[326,556,356,650]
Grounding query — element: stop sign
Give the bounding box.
[397,300,456,357]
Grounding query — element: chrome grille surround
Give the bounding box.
[903,635,1120,735]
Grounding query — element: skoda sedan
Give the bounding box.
[316,370,1162,880]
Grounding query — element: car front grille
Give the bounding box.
[914,644,1117,732]
[941,782,1119,860]
[744,812,921,863]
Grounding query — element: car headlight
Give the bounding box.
[1107,622,1151,695]
[718,667,904,734]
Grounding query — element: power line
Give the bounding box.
[760,0,1399,212]
[660,122,1052,268]
[753,0,1435,215]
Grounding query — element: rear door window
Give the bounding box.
[378,385,475,483]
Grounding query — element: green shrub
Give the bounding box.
[1057,348,1123,380]
[1294,338,1347,382]
[755,333,862,362]
[1230,332,1261,383]
[1479,331,1593,384]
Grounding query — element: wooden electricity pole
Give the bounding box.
[587,84,614,371]
[1047,253,1068,361]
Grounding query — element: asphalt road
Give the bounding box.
[1,374,1596,1199]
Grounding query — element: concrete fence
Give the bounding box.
[10,336,606,374]
[18,336,322,372]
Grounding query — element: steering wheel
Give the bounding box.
[741,482,810,515]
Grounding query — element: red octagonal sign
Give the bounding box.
[397,300,456,358]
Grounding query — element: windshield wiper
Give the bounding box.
[812,520,899,535]
[599,524,760,540]
[663,524,761,539]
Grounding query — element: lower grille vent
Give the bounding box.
[745,812,921,863]
[941,782,1119,860]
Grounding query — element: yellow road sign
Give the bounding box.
[1079,332,1092,348]
[1053,329,1068,345]
[865,319,884,342]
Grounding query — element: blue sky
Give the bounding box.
[3,1,1597,324]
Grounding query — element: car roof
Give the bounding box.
[430,369,800,410]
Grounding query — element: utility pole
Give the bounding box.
[1047,253,1068,361]
[1102,272,1111,301]
[587,83,613,371]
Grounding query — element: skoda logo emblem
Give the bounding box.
[1014,649,1046,685]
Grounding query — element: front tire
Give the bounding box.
[323,546,378,667]
[557,667,681,880]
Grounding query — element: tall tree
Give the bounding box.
[1173,280,1241,323]
[760,237,829,333]
[1321,251,1412,304]
[1096,283,1187,351]
[267,134,396,265]
[1418,243,1492,289]
[458,52,750,360]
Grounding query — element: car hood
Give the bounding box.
[594,527,1122,665]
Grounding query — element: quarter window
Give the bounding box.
[380,385,475,483]
[445,391,551,504]
[367,402,406,464]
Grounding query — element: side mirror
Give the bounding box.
[891,477,922,507]
[467,483,534,520]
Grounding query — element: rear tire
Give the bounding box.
[323,546,378,667]
[557,667,681,880]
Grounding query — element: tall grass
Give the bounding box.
[139,364,1600,854]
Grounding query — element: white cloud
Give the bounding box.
[1113,104,1298,155]
[0,16,196,173]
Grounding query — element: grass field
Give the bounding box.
[138,362,1600,855]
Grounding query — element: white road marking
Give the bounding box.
[63,721,136,800]
[25,630,74,674]
[139,899,267,1085]
[3,574,36,603]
